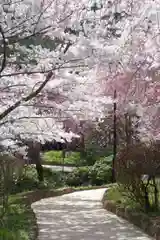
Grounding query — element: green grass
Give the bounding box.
[105,184,122,201]
[73,183,114,191]
[43,151,81,166]
[104,182,160,214]
[0,194,37,240]
[104,184,142,209]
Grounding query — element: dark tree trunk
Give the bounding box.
[112,90,117,183]
[144,187,150,212]
[143,176,151,213]
[125,114,132,146]
[36,161,44,182]
[27,141,44,182]
[152,176,158,210]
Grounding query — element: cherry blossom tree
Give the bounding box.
[0,0,117,154]
[0,0,160,156]
[95,0,160,142]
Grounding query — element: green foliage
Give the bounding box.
[43,149,113,167]
[66,166,91,186]
[105,185,144,210]
[82,147,98,165]
[44,151,62,163]
[0,195,36,240]
[11,166,65,194]
[98,155,113,164]
[43,151,81,166]
[66,155,113,187]
[65,152,81,166]
[83,143,113,166]
[116,143,160,213]
[105,185,125,203]
[89,156,112,185]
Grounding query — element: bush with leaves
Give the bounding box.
[12,165,65,194]
[83,119,114,166]
[89,156,112,185]
[0,154,24,218]
[66,166,91,186]
[66,155,113,186]
[115,142,160,212]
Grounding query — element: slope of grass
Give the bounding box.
[0,166,67,240]
[43,151,81,166]
[0,194,37,240]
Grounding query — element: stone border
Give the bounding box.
[102,198,160,239]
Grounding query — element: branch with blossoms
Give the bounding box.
[0,71,54,121]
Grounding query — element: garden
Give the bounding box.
[0,146,113,239]
[1,112,160,239]
[0,0,159,239]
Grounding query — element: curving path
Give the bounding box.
[32,189,153,240]
[31,164,75,172]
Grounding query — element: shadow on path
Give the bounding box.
[32,189,153,240]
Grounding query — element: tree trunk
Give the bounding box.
[125,114,132,147]
[152,176,158,210]
[144,187,150,213]
[143,176,151,213]
[36,161,44,182]
[27,141,44,182]
[112,90,117,183]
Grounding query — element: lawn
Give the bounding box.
[43,150,81,166]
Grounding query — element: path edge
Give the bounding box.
[30,185,110,239]
[102,189,159,239]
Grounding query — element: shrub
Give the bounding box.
[66,155,113,187]
[12,165,65,194]
[89,157,112,185]
[0,154,25,218]
[104,185,141,210]
[83,142,113,166]
[98,155,113,165]
[82,146,98,165]
[66,166,91,186]
[115,142,160,212]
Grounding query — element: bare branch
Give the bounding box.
[0,84,27,91]
[0,116,68,126]
[0,63,87,78]
[63,41,72,54]
[33,0,53,34]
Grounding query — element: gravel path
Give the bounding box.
[32,188,153,240]
[31,164,75,172]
